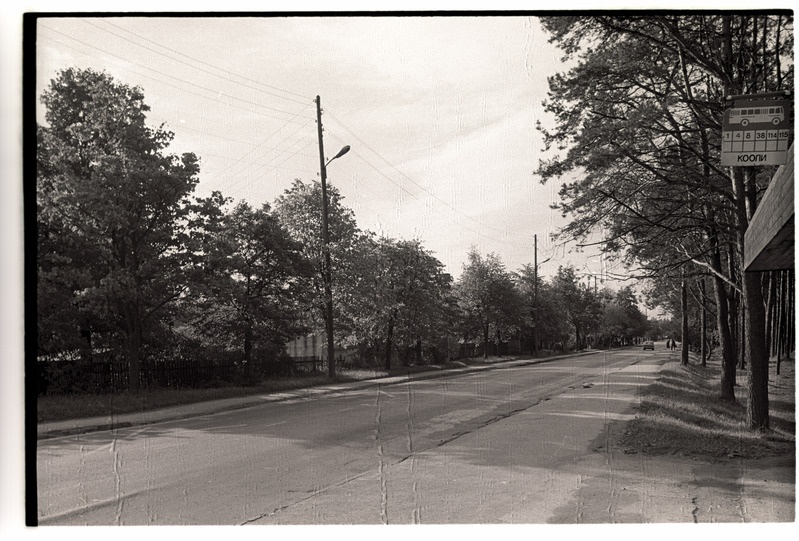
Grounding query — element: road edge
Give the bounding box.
[37,349,605,439]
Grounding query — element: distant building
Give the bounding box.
[284,333,348,362]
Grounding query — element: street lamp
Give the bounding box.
[316,97,350,379]
[326,145,350,166]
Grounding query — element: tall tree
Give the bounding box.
[273,179,363,370]
[192,201,312,368]
[386,239,455,366]
[600,286,649,347]
[456,250,525,358]
[551,266,603,351]
[538,15,793,427]
[37,68,208,390]
[516,264,572,352]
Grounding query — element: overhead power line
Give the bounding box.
[205,113,315,192]
[39,26,320,188]
[323,126,534,250]
[83,18,313,104]
[39,25,312,124]
[197,149,318,175]
[325,109,538,244]
[225,139,318,201]
[39,21,556,258]
[144,114,317,159]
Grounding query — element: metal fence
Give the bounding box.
[289,356,326,373]
[37,352,329,395]
[37,357,244,395]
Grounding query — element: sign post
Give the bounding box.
[721,95,792,166]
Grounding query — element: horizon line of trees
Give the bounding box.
[37,67,656,396]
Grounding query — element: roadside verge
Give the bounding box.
[37,349,600,439]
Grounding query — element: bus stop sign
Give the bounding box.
[721,98,792,166]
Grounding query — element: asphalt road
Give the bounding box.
[37,348,663,525]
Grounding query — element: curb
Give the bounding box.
[37,349,605,440]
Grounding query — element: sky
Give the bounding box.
[33,14,617,283]
[5,3,797,540]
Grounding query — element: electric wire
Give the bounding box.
[39,28,318,205]
[225,139,318,201]
[326,109,540,243]
[206,115,316,193]
[38,25,312,124]
[144,115,317,160]
[39,29,320,195]
[323,127,535,249]
[198,149,318,175]
[40,22,559,259]
[202,102,314,185]
[82,18,312,104]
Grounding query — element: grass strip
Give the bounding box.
[613,357,795,462]
[37,355,530,423]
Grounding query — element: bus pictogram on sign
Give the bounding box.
[727,105,785,127]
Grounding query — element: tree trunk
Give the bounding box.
[744,271,770,429]
[717,18,739,403]
[788,270,795,355]
[727,248,740,364]
[483,322,489,359]
[788,270,795,358]
[244,323,253,364]
[766,270,777,358]
[415,337,422,365]
[778,270,785,374]
[728,291,739,364]
[80,322,93,363]
[776,270,787,375]
[398,347,406,367]
[681,274,689,366]
[739,307,747,370]
[700,278,707,367]
[125,307,143,392]
[712,267,736,400]
[384,315,395,371]
[732,167,769,429]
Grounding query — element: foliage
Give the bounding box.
[37,62,675,399]
[273,179,363,336]
[375,237,456,366]
[187,200,313,368]
[550,266,603,350]
[515,264,572,351]
[537,15,794,426]
[599,286,649,347]
[37,67,212,389]
[455,249,526,357]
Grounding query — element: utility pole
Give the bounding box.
[532,234,538,357]
[316,96,336,379]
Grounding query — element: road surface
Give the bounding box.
[37,348,666,524]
